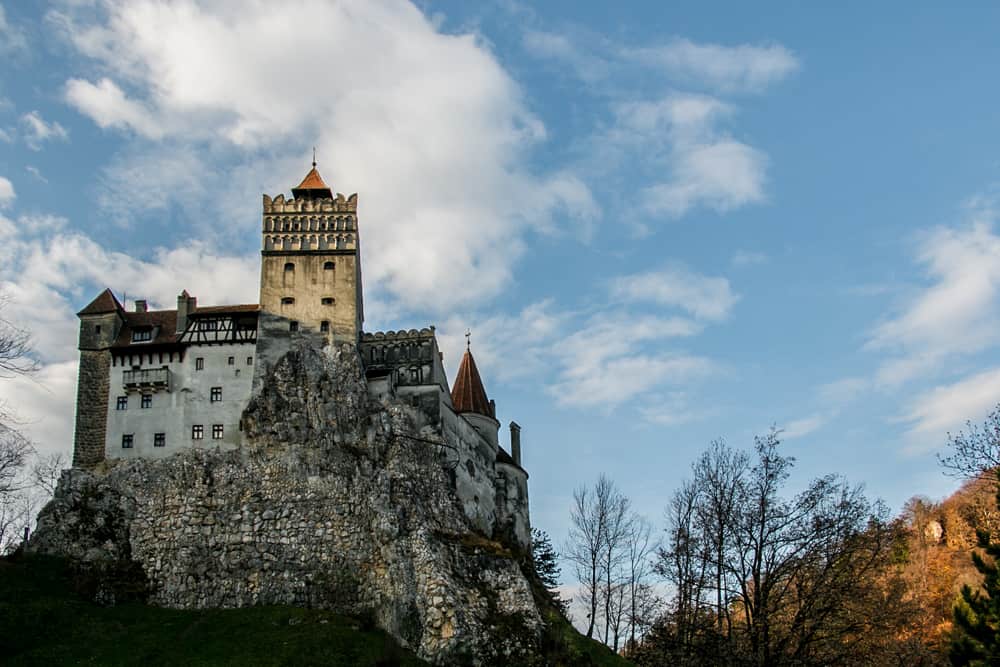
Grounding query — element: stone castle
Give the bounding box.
[69,163,530,548]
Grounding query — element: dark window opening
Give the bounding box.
[141,394,152,409]
[281,297,295,305]
[323,261,335,270]
[210,386,222,402]
[320,321,330,333]
[289,321,299,332]
[195,357,204,370]
[153,433,165,448]
[212,424,224,439]
[122,434,134,449]
[227,356,235,366]
[321,297,334,305]
[192,425,204,440]
[246,356,253,365]
[116,396,127,410]
[95,325,102,334]
[284,262,295,272]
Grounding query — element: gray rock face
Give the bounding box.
[31,343,541,664]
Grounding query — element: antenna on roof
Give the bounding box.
[312,146,316,168]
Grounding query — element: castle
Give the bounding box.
[69,163,531,547]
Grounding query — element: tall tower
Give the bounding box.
[259,162,364,342]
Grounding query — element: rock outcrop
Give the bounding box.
[30,344,541,664]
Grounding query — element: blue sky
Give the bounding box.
[3,1,1000,547]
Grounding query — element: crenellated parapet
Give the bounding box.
[263,192,358,214]
[360,327,447,390]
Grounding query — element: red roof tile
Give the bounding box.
[291,165,333,199]
[450,347,493,417]
[77,288,123,316]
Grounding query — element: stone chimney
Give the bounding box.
[509,421,521,467]
[135,300,147,313]
[176,290,195,333]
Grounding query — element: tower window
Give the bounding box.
[141,394,152,409]
[321,297,334,305]
[153,433,165,448]
[324,261,335,270]
[281,297,295,305]
[195,357,204,370]
[212,424,224,439]
[289,321,299,332]
[283,262,295,287]
[210,386,222,402]
[227,356,235,366]
[284,262,295,272]
[247,356,253,365]
[192,425,204,440]
[116,396,128,410]
[122,434,133,449]
[320,321,330,333]
[95,325,102,334]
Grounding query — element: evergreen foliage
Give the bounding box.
[950,485,1000,666]
[531,528,567,613]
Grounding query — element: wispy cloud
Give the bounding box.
[626,38,799,94]
[900,367,1000,450]
[0,4,27,56]
[0,176,13,207]
[21,111,69,150]
[612,265,738,321]
[24,166,46,183]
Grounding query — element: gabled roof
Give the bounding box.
[291,163,333,199]
[77,288,124,317]
[450,347,493,418]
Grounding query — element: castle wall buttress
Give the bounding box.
[73,349,111,469]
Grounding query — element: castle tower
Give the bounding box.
[259,162,363,342]
[450,343,500,449]
[73,289,125,469]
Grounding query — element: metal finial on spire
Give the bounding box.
[312,146,317,168]
[465,329,471,350]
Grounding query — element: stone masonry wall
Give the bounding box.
[72,349,111,469]
[33,343,542,664]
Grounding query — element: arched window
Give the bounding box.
[324,261,335,270]
[321,297,334,305]
[281,297,295,305]
[282,262,295,288]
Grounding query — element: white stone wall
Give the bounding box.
[105,342,255,459]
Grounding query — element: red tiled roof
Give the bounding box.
[190,304,260,315]
[291,165,333,199]
[450,347,493,417]
[112,310,180,348]
[77,288,123,316]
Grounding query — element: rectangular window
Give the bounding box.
[141,394,152,409]
[320,321,330,333]
[212,424,224,439]
[121,434,133,449]
[131,329,152,342]
[195,357,204,370]
[227,356,235,366]
[116,396,128,410]
[210,386,222,402]
[289,321,299,332]
[192,425,204,440]
[246,356,253,365]
[153,433,165,448]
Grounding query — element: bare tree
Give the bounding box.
[625,515,656,648]
[566,479,606,638]
[0,290,38,378]
[939,404,1000,480]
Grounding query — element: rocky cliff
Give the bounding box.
[30,343,542,664]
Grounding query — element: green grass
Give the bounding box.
[0,555,427,666]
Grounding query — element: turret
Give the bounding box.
[450,343,500,449]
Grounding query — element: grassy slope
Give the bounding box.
[0,554,630,666]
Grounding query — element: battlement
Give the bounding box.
[361,327,436,342]
[263,192,358,214]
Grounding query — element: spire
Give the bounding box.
[450,344,493,417]
[291,153,333,199]
[77,288,124,316]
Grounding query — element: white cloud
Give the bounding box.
[780,413,828,440]
[522,29,610,83]
[24,166,46,183]
[901,367,1000,447]
[54,0,597,313]
[0,176,13,207]
[868,220,1000,386]
[731,249,768,267]
[612,266,738,321]
[0,4,27,55]
[21,111,69,150]
[628,38,799,94]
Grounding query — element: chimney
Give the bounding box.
[176,290,193,333]
[135,300,147,313]
[509,421,521,467]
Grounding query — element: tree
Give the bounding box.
[940,405,1000,481]
[950,493,1000,666]
[531,528,567,613]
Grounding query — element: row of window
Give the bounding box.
[120,424,224,448]
[287,321,331,333]
[279,297,336,305]
[117,386,225,410]
[195,356,253,370]
[284,261,336,271]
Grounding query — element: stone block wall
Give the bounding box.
[72,349,111,469]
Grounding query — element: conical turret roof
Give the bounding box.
[450,346,493,417]
[291,161,333,199]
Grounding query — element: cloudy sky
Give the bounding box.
[3,1,1000,542]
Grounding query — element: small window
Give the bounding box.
[195,357,204,370]
[284,262,295,272]
[116,396,128,410]
[210,386,222,402]
[289,321,299,332]
[132,329,152,342]
[323,261,335,270]
[320,321,330,333]
[95,325,102,334]
[281,297,295,305]
[321,297,334,305]
[153,433,165,448]
[122,434,134,449]
[141,394,152,409]
[246,356,253,365]
[227,356,235,366]
[192,425,204,440]
[212,424,224,439]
